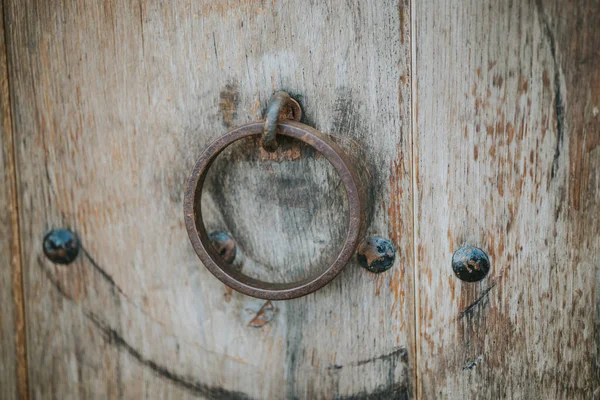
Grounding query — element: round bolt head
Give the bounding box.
[209,232,237,264]
[357,236,396,273]
[43,229,80,265]
[451,246,490,282]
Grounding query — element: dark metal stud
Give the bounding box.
[451,246,490,282]
[357,236,396,273]
[43,228,80,265]
[209,232,237,264]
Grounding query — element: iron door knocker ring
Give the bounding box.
[184,92,366,300]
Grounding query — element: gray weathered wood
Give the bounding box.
[0,2,27,397]
[5,0,414,398]
[7,0,597,397]
[413,0,600,398]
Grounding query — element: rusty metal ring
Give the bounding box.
[184,120,365,300]
[262,91,302,152]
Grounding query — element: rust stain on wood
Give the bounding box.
[224,286,233,303]
[248,301,276,328]
[398,1,406,45]
[219,81,240,128]
[387,158,405,248]
[517,74,529,95]
[220,136,318,163]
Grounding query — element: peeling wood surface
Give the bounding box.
[0,2,27,398]
[3,0,413,398]
[414,0,600,398]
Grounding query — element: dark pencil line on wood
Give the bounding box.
[86,312,254,399]
[458,282,498,319]
[80,247,128,298]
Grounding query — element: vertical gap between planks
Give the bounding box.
[408,0,421,398]
[1,0,30,398]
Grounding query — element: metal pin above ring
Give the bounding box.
[262,91,302,152]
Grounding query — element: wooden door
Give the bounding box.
[0,0,598,399]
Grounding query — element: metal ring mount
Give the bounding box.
[184,120,366,300]
[262,91,302,152]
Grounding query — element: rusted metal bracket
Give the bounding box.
[261,91,302,152]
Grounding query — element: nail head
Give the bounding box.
[451,246,490,282]
[43,228,80,265]
[209,232,237,264]
[357,236,396,273]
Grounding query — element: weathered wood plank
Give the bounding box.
[6,0,414,398]
[0,2,27,398]
[414,0,600,398]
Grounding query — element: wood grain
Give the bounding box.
[8,0,596,397]
[413,0,600,398]
[4,0,414,398]
[0,2,27,398]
